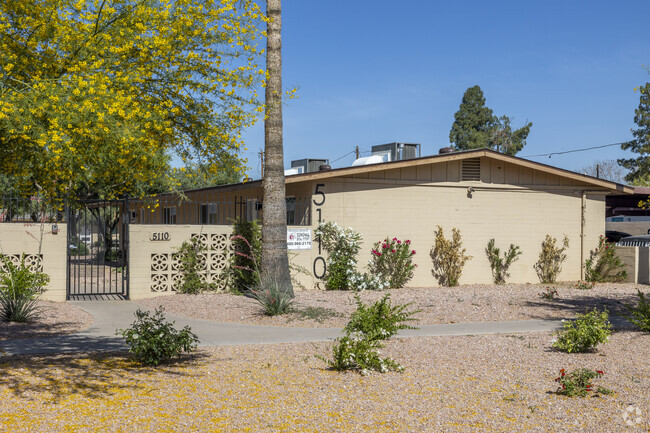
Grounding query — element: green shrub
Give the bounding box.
[552,308,611,353]
[247,276,294,316]
[116,307,199,366]
[584,235,627,282]
[229,219,261,293]
[625,290,650,332]
[539,287,558,300]
[368,237,417,289]
[485,239,522,284]
[318,293,418,375]
[0,254,49,323]
[575,281,595,290]
[554,368,610,397]
[175,237,213,294]
[534,235,569,284]
[429,226,471,286]
[316,221,386,291]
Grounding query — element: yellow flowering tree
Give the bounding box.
[0,0,266,200]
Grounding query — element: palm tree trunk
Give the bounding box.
[261,0,293,296]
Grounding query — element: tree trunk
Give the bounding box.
[261,0,293,296]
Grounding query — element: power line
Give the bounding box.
[330,150,357,164]
[520,142,626,159]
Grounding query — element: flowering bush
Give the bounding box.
[429,226,471,286]
[539,287,558,300]
[534,235,569,284]
[575,280,595,290]
[248,276,294,316]
[0,254,49,322]
[316,222,386,290]
[318,293,418,374]
[368,237,417,289]
[552,308,611,353]
[584,235,627,282]
[554,368,610,397]
[485,239,522,284]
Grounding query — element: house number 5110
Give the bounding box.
[312,183,326,279]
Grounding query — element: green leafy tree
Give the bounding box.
[0,0,266,200]
[449,85,532,156]
[619,83,650,185]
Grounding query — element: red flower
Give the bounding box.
[391,249,396,253]
[382,244,388,249]
[397,240,401,244]
[411,250,416,255]
[596,370,604,375]
[392,237,397,241]
[405,240,411,244]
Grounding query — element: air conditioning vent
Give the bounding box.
[462,158,481,181]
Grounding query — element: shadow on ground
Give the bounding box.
[0,348,208,403]
[523,292,640,321]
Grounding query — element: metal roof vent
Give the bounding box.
[461,158,481,181]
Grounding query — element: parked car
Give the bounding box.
[606,230,631,243]
[615,235,650,247]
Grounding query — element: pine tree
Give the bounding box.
[449,85,495,151]
[449,85,532,156]
[619,83,650,185]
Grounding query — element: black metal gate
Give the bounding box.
[66,199,129,299]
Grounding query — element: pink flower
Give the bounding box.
[382,244,388,249]
[392,237,397,241]
[396,240,401,244]
[411,250,416,255]
[377,252,381,257]
[391,249,396,253]
[405,240,411,244]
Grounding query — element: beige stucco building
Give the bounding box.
[0,149,634,301]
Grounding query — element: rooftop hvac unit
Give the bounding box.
[371,142,421,162]
[284,167,304,176]
[290,158,329,174]
[351,155,385,166]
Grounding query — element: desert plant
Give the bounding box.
[584,235,627,282]
[0,254,49,322]
[575,281,595,290]
[316,221,386,291]
[229,219,262,293]
[534,235,569,283]
[116,307,199,366]
[539,287,558,300]
[368,237,417,288]
[318,293,418,375]
[175,237,213,294]
[430,226,472,286]
[485,239,522,284]
[554,368,610,397]
[247,276,294,316]
[625,290,650,332]
[552,308,611,353]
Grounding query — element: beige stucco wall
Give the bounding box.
[129,224,234,299]
[0,222,67,301]
[291,157,608,288]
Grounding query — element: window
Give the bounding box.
[199,204,218,224]
[286,197,296,225]
[246,198,259,222]
[163,207,177,224]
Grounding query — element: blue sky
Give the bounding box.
[240,0,650,179]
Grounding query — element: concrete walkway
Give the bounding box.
[0,301,630,356]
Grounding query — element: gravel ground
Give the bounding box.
[0,300,93,341]
[0,331,647,432]
[138,282,645,328]
[0,283,648,432]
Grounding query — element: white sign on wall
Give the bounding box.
[287,228,312,250]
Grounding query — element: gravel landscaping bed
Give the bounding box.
[0,329,647,432]
[0,301,93,341]
[137,282,645,328]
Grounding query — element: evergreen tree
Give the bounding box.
[449,85,532,156]
[619,83,650,185]
[449,85,495,151]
